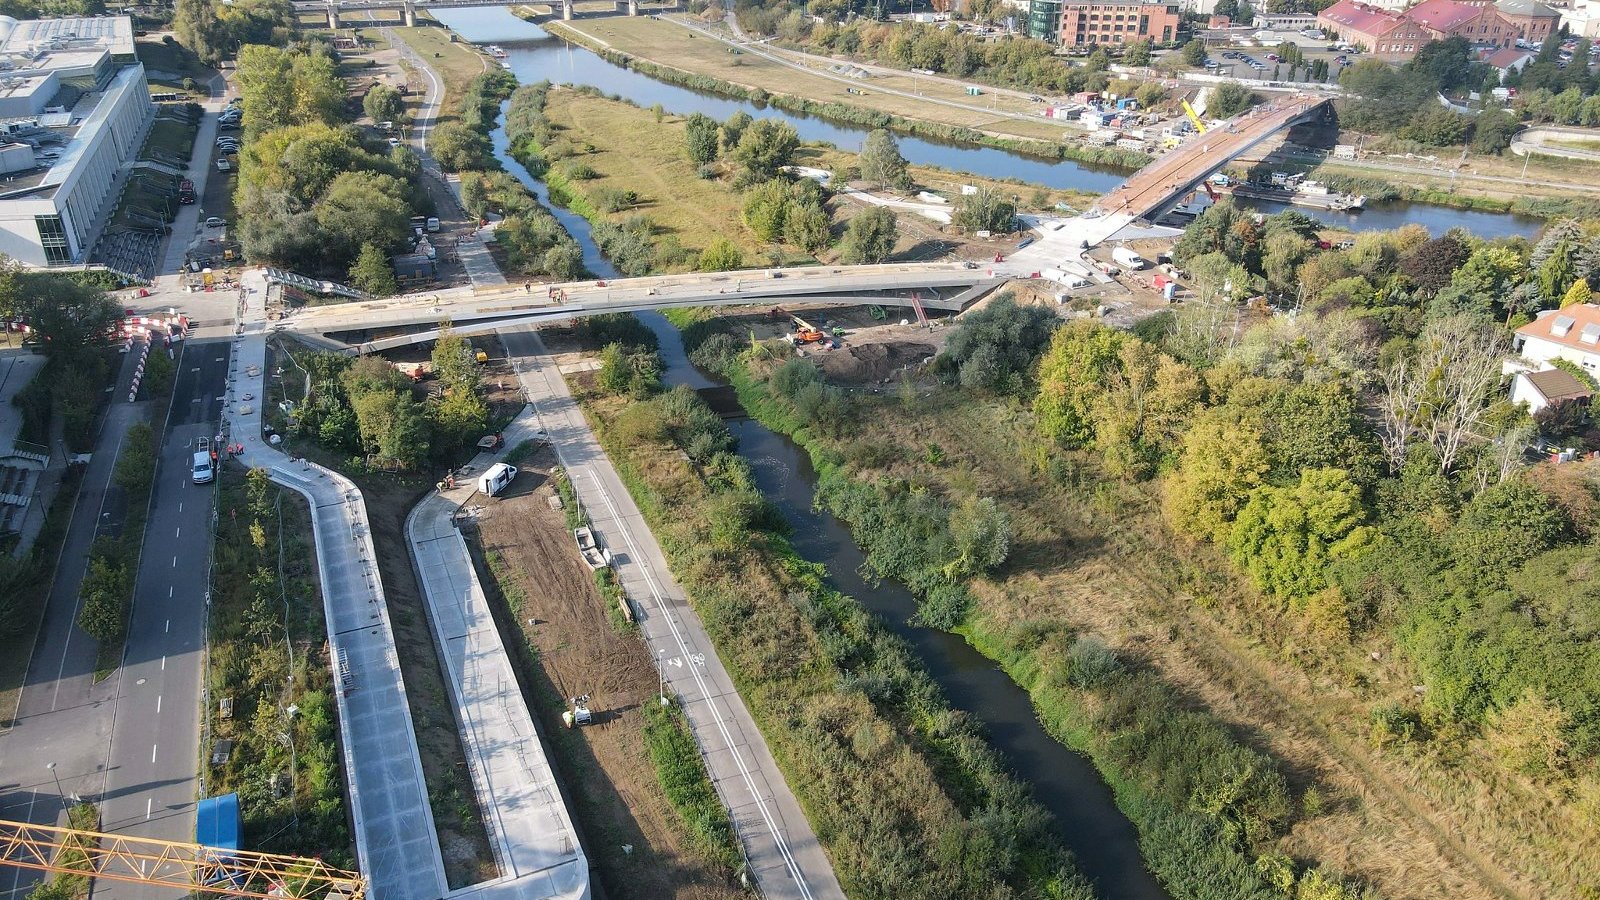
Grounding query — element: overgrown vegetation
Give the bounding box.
[25,802,99,900]
[205,466,351,865]
[280,328,490,472]
[640,698,740,871]
[578,355,1097,899]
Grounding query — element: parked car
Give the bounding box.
[205,216,226,228]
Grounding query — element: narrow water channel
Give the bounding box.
[489,114,1172,900]
[442,6,1544,238]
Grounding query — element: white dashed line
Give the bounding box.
[150,744,157,764]
[156,695,161,714]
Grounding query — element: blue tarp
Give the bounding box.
[195,793,241,851]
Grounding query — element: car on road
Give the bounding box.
[192,438,215,484]
[205,216,226,228]
[388,137,400,147]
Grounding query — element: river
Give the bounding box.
[488,96,1174,900]
[437,6,1544,239]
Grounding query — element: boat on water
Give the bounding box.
[485,45,508,58]
[500,60,512,70]
[1218,173,1365,211]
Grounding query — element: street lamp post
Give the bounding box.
[657,647,668,705]
[45,763,68,817]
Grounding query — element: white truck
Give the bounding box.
[1112,246,1147,270]
[477,462,516,496]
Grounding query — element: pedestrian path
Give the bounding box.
[406,417,587,900]
[224,271,448,900]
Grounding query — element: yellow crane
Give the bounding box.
[0,817,365,899]
[1181,99,1209,134]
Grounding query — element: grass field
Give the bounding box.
[134,37,213,93]
[385,25,491,124]
[141,116,196,164]
[549,17,1075,145]
[540,88,1098,268]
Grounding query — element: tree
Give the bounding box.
[1181,39,1208,67]
[732,119,798,181]
[9,273,118,355]
[431,387,488,452]
[363,84,404,123]
[858,129,910,192]
[236,45,344,132]
[1209,81,1256,118]
[1379,316,1506,474]
[1471,105,1520,154]
[543,243,585,280]
[314,171,412,260]
[944,497,1010,578]
[429,121,491,172]
[839,207,897,264]
[1124,39,1152,67]
[1227,467,1375,606]
[785,202,831,254]
[941,295,1058,393]
[1163,413,1271,545]
[1562,279,1594,308]
[1034,320,1128,445]
[77,544,129,643]
[1486,690,1570,778]
[684,112,720,164]
[698,237,743,272]
[720,110,753,152]
[742,180,792,243]
[347,243,397,297]
[952,185,1016,234]
[1399,234,1470,298]
[431,323,477,393]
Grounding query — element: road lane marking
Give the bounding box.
[156,695,161,713]
[165,618,170,632]
[151,744,157,763]
[161,655,166,671]
[175,526,180,539]
[168,587,173,598]
[146,798,152,820]
[179,502,183,513]
[171,555,177,568]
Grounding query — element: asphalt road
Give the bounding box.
[505,327,846,900]
[96,338,230,899]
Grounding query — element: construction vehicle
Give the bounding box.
[563,694,593,728]
[788,312,829,345]
[1181,99,1209,134]
[0,815,365,898]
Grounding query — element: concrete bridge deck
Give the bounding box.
[278,263,1004,351]
[1094,94,1331,222]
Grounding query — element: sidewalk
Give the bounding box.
[225,273,448,900]
[406,423,587,900]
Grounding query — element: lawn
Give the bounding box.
[140,116,196,165]
[134,37,213,93]
[387,25,489,121]
[549,17,1071,145]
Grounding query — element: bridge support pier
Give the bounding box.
[562,0,573,20]
[628,0,640,14]
[402,0,417,27]
[327,3,339,29]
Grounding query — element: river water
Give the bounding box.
[437,6,1543,238]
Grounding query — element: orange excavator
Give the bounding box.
[772,307,828,344]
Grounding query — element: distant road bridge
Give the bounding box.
[304,0,680,26]
[278,263,1006,353]
[1094,94,1333,223]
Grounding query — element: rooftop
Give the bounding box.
[1317,0,1404,34]
[1484,46,1536,67]
[1523,368,1592,404]
[1404,0,1484,33]
[0,15,135,59]
[1517,304,1600,355]
[1495,0,1560,17]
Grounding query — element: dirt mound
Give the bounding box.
[817,340,937,384]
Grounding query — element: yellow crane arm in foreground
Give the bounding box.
[1181,99,1209,134]
[0,817,365,900]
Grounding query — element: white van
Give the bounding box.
[426,216,440,233]
[477,462,516,497]
[192,437,215,484]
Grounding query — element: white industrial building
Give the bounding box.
[0,15,154,268]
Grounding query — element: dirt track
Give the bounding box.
[471,447,744,900]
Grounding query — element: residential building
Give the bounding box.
[0,15,154,268]
[1559,0,1600,39]
[1036,0,1182,46]
[1027,0,1063,40]
[1493,0,1562,43]
[1483,45,1536,78]
[1510,366,1592,415]
[1513,305,1600,375]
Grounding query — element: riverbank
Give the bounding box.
[512,82,1095,271]
[535,17,1152,172]
[670,309,1596,900]
[568,361,1100,900]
